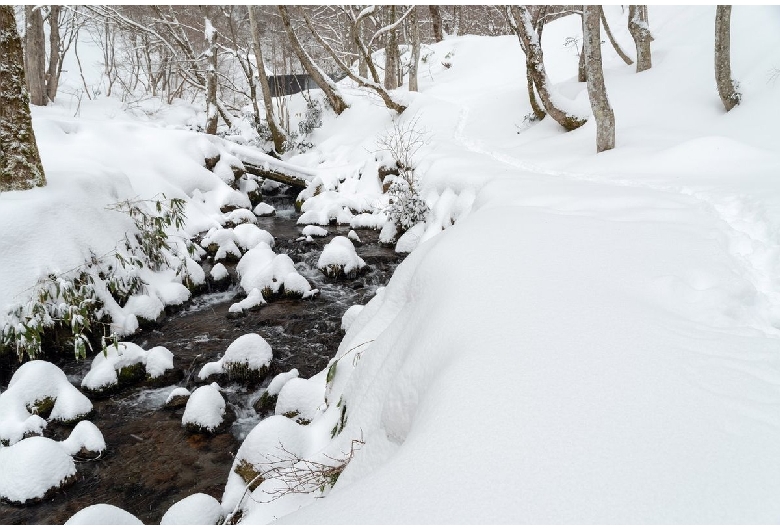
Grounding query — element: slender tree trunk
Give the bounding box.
[1,5,47,191]
[278,6,348,115]
[408,7,421,92]
[249,6,287,153]
[600,7,633,66]
[24,6,47,106]
[715,5,740,111]
[384,6,399,90]
[583,7,615,152]
[204,18,218,135]
[452,6,461,37]
[429,6,443,42]
[578,14,587,82]
[46,5,61,102]
[509,5,586,131]
[628,5,653,73]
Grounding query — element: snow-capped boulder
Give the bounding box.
[164,387,191,410]
[198,333,273,384]
[235,245,316,302]
[182,383,228,434]
[81,342,177,396]
[232,223,274,251]
[0,361,93,445]
[253,202,275,217]
[275,377,325,424]
[253,368,299,414]
[201,227,242,261]
[65,504,143,525]
[302,225,328,238]
[347,229,361,243]
[224,208,257,228]
[395,222,426,254]
[0,436,77,504]
[60,420,106,458]
[160,493,223,525]
[317,236,367,279]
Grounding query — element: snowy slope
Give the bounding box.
[255,6,780,524]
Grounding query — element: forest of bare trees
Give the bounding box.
[0,4,743,179]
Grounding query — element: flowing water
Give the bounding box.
[0,194,402,524]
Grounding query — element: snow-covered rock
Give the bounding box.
[395,222,425,254]
[81,342,176,394]
[275,377,325,424]
[161,492,223,525]
[235,245,316,301]
[0,361,92,445]
[182,383,227,434]
[224,208,257,227]
[347,230,361,243]
[302,225,328,238]
[164,387,191,409]
[253,369,300,414]
[0,436,76,504]
[210,262,229,281]
[198,333,273,383]
[66,504,143,525]
[253,202,276,217]
[60,420,106,458]
[232,223,274,251]
[317,236,367,279]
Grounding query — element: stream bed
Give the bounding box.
[0,195,402,524]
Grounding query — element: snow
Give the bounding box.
[340,305,365,332]
[182,383,226,432]
[267,369,300,397]
[232,223,274,251]
[60,420,106,457]
[317,236,366,276]
[0,437,76,504]
[0,360,92,445]
[224,208,257,226]
[347,230,361,243]
[160,492,223,525]
[145,346,175,379]
[65,504,143,525]
[274,376,325,421]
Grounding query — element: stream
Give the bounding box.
[0,193,402,524]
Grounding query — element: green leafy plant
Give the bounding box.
[2,195,194,361]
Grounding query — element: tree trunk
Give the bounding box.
[248,6,287,153]
[715,5,740,111]
[509,5,586,131]
[628,5,653,73]
[24,6,47,106]
[384,6,399,90]
[429,6,443,42]
[278,6,348,115]
[583,7,615,152]
[578,14,587,82]
[600,7,633,66]
[408,7,421,92]
[452,6,461,37]
[204,18,218,135]
[46,5,61,102]
[0,5,47,191]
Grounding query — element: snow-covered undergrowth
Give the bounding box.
[212,6,780,524]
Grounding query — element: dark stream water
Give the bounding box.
[0,194,402,524]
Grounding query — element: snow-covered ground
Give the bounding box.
[3,4,780,524]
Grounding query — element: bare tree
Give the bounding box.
[249,6,287,152]
[507,5,586,130]
[25,6,47,106]
[46,5,61,101]
[628,5,652,73]
[408,7,421,92]
[1,5,47,191]
[715,5,740,111]
[299,6,409,113]
[583,6,615,152]
[204,16,218,135]
[600,8,633,66]
[278,5,349,115]
[429,5,443,42]
[383,6,399,90]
